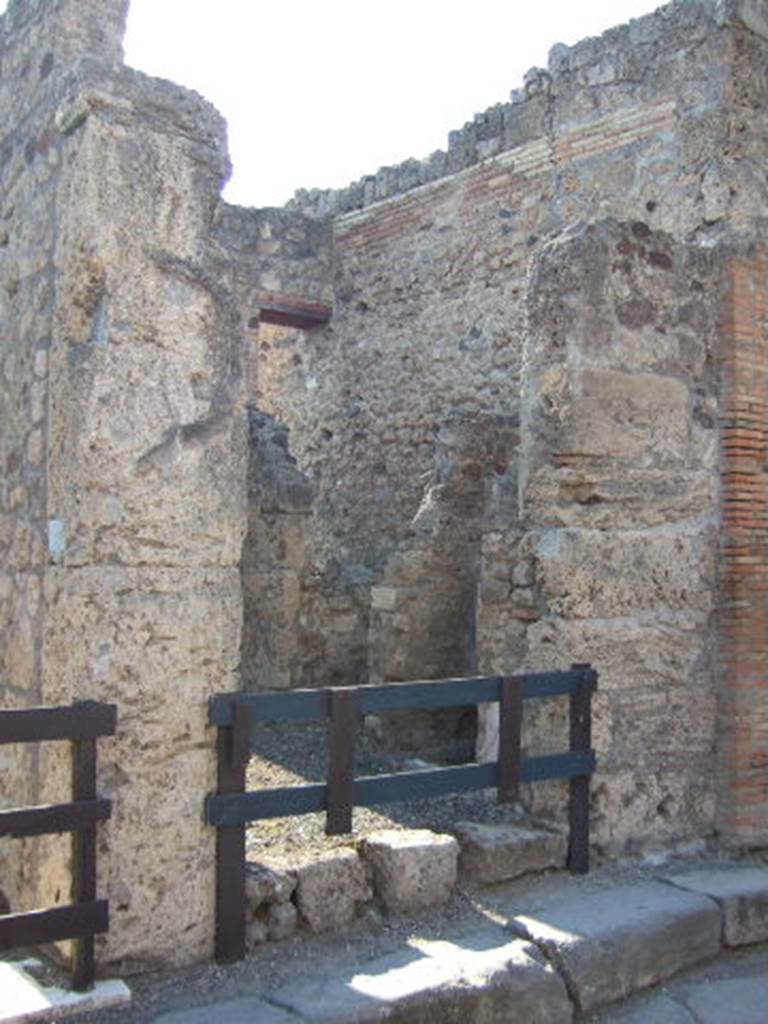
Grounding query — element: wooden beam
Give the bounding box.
[0,703,117,745]
[0,799,111,839]
[252,291,332,330]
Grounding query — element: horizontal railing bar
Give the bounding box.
[206,750,596,827]
[0,901,109,950]
[0,703,117,745]
[210,669,597,727]
[0,800,112,839]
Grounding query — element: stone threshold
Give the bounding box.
[148,862,768,1023]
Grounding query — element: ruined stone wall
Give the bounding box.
[3,0,766,978]
[250,0,768,848]
[0,0,247,971]
[247,0,733,696]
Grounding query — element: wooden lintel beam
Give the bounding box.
[251,291,332,331]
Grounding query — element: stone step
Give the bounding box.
[452,820,568,883]
[265,926,573,1023]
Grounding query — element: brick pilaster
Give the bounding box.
[718,255,768,841]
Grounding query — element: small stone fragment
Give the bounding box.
[267,901,298,941]
[245,862,296,913]
[246,915,268,951]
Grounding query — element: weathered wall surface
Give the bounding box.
[512,221,721,854]
[0,0,247,971]
[241,408,315,692]
[246,0,736,705]
[2,0,767,979]
[0,0,128,919]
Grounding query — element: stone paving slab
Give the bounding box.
[594,991,697,1024]
[267,928,572,1023]
[664,865,768,946]
[0,961,131,1023]
[680,975,768,1024]
[508,881,722,1014]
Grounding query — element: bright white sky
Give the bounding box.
[2,0,662,207]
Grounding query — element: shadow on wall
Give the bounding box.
[240,405,520,765]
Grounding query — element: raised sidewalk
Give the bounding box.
[23,859,768,1023]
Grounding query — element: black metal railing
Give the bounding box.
[207,664,597,963]
[0,701,117,990]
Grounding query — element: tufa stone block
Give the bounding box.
[453,821,567,883]
[269,928,572,1023]
[360,828,458,913]
[510,882,721,1014]
[294,848,372,933]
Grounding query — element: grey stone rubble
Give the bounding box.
[126,862,768,1023]
[244,821,563,942]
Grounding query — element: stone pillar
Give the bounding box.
[516,219,721,854]
[716,251,768,846]
[0,0,247,972]
[0,0,129,923]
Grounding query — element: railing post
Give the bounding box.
[215,701,249,963]
[497,676,522,804]
[71,701,98,991]
[326,688,358,836]
[567,663,594,874]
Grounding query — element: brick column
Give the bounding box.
[718,254,768,842]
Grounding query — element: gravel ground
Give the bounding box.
[245,720,546,859]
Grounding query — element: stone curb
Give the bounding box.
[149,865,768,1023]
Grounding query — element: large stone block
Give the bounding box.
[532,526,716,619]
[556,368,691,463]
[360,829,458,912]
[522,464,717,530]
[454,822,567,883]
[524,614,711,694]
[40,565,242,969]
[294,848,372,933]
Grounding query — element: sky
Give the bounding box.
[2,0,662,207]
